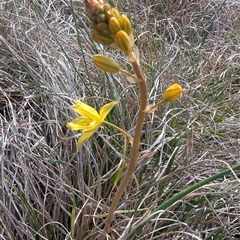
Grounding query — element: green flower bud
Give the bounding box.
[89,15,97,23]
[119,14,132,35]
[106,8,121,22]
[109,17,121,35]
[103,3,111,13]
[91,31,114,45]
[93,54,120,73]
[114,30,132,53]
[96,5,104,14]
[110,8,121,19]
[96,13,106,23]
[96,22,111,35]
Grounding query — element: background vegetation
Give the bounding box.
[1,0,239,239]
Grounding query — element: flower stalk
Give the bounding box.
[101,55,148,237]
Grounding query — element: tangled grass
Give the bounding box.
[0,0,240,239]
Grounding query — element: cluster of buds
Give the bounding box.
[85,0,134,55]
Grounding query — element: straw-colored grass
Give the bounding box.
[1,0,239,239]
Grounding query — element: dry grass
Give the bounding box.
[0,0,240,239]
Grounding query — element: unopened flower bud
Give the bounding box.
[109,17,121,35]
[96,5,104,14]
[119,14,132,35]
[162,83,182,102]
[110,8,121,19]
[103,3,111,13]
[96,22,111,35]
[93,54,120,73]
[114,30,132,54]
[106,8,121,22]
[89,15,97,23]
[91,30,114,45]
[143,83,182,113]
[85,0,100,15]
[96,13,106,23]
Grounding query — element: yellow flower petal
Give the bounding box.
[99,101,117,121]
[84,120,101,132]
[67,116,91,130]
[71,100,100,121]
[76,129,97,149]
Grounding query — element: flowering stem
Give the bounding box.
[101,55,148,237]
[104,120,134,144]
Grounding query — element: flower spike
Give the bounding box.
[84,0,134,54]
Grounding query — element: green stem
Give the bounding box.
[101,55,148,237]
[125,163,240,238]
[104,120,133,144]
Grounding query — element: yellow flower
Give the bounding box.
[67,100,117,149]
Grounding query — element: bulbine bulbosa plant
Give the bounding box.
[67,1,240,239]
[67,0,182,238]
